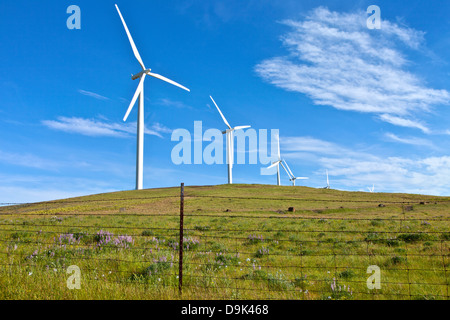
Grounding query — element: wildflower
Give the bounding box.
[28,272,32,276]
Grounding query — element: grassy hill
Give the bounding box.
[0,184,448,299]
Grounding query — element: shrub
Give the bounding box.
[254,247,269,258]
[141,230,154,237]
[145,258,172,276]
[364,232,380,242]
[246,234,264,245]
[397,233,433,243]
[267,271,294,291]
[328,278,353,300]
[441,233,450,241]
[388,255,407,265]
[370,219,384,227]
[338,269,355,279]
[194,225,210,231]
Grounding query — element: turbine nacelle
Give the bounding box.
[132,69,151,80]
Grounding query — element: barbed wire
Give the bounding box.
[0,191,448,300]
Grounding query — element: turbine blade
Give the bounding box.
[115,4,146,70]
[280,161,291,178]
[266,160,280,169]
[295,177,309,179]
[210,96,232,129]
[147,72,190,92]
[283,160,295,178]
[123,74,145,121]
[233,125,251,131]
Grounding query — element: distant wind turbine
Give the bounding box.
[324,170,331,189]
[115,4,190,190]
[209,96,251,184]
[282,160,308,186]
[367,184,375,192]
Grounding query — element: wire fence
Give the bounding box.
[0,184,448,300]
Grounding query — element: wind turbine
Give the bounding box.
[282,160,308,186]
[115,4,190,190]
[324,170,331,189]
[265,134,285,186]
[209,96,250,184]
[367,184,375,192]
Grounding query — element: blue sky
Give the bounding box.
[1,0,450,203]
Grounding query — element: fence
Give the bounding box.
[0,184,448,300]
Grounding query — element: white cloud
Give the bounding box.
[282,135,450,196]
[157,98,192,109]
[78,90,110,101]
[42,117,172,138]
[384,133,434,148]
[0,150,61,169]
[282,136,349,155]
[255,7,449,131]
[378,114,430,133]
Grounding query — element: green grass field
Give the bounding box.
[0,184,448,300]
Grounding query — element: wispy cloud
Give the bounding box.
[156,98,192,109]
[378,114,430,133]
[78,90,110,101]
[255,7,449,131]
[281,136,365,158]
[282,135,450,195]
[384,132,435,148]
[42,117,172,138]
[0,150,61,169]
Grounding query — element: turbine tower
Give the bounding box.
[209,96,250,184]
[324,170,331,189]
[115,4,190,190]
[266,134,282,186]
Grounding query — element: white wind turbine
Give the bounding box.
[367,184,375,192]
[209,96,250,184]
[266,134,283,186]
[115,4,190,190]
[324,170,331,189]
[282,160,308,186]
